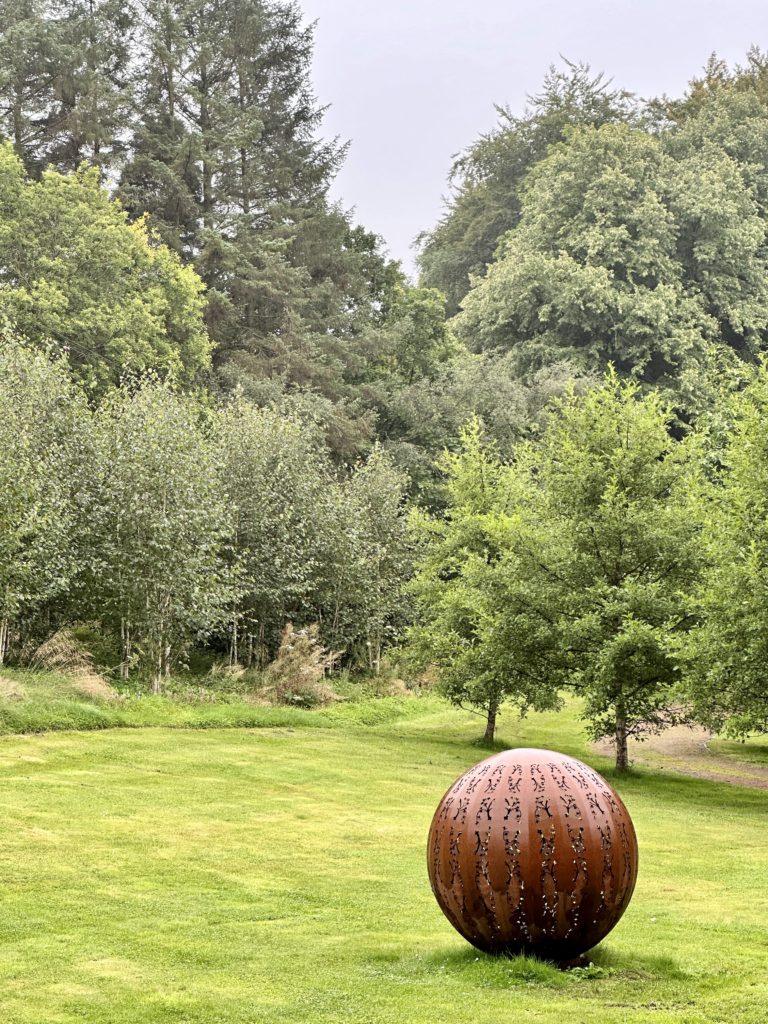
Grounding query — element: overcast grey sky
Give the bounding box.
[302,0,766,275]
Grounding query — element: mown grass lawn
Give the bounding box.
[0,700,765,1023]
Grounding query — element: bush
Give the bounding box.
[264,624,340,708]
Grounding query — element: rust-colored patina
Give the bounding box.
[427,747,638,960]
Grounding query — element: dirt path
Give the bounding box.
[594,725,768,790]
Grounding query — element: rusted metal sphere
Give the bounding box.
[427,748,638,960]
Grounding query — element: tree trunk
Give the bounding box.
[483,699,499,745]
[120,619,131,680]
[257,621,266,669]
[12,89,23,153]
[615,706,629,772]
[200,66,213,230]
[230,611,238,666]
[152,654,162,695]
[0,617,8,665]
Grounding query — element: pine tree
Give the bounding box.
[119,1,341,336]
[38,0,136,173]
[0,0,55,175]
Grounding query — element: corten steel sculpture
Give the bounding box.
[427,748,638,961]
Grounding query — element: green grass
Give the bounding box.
[711,734,768,766]
[0,689,765,1022]
[0,667,439,734]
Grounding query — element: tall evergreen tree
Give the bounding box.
[119,1,338,334]
[38,0,136,173]
[0,0,55,176]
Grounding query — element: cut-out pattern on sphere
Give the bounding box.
[427,748,638,960]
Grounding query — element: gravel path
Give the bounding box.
[594,725,768,789]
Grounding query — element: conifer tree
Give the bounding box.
[0,0,54,175]
[40,0,136,173]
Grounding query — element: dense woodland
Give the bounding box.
[3,2,768,766]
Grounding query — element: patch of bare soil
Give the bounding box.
[594,725,768,790]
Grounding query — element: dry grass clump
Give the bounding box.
[0,676,26,701]
[207,662,247,682]
[71,674,120,702]
[27,629,119,702]
[264,624,341,708]
[381,677,410,697]
[29,628,94,675]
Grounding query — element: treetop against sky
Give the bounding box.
[306,0,765,271]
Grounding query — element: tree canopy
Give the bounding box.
[0,142,210,390]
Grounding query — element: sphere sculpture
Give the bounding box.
[427,748,638,960]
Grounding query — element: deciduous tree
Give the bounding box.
[515,374,701,770]
[0,142,211,391]
[91,383,235,689]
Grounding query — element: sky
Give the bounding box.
[302,0,767,275]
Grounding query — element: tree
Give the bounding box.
[514,374,701,770]
[0,0,55,176]
[215,398,331,665]
[408,420,559,743]
[119,1,338,355]
[0,333,89,662]
[373,347,593,507]
[456,124,712,389]
[40,0,136,173]
[0,142,210,391]
[118,0,403,436]
[90,383,235,689]
[338,448,411,671]
[681,366,768,735]
[653,48,768,127]
[373,285,453,386]
[418,60,638,315]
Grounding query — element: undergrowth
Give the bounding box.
[0,667,440,736]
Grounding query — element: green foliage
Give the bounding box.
[216,399,332,662]
[511,374,701,768]
[0,335,90,662]
[410,376,702,762]
[682,365,768,734]
[408,420,559,741]
[0,0,54,175]
[88,382,236,687]
[0,143,210,390]
[456,124,710,387]
[116,0,402,433]
[441,61,768,411]
[314,447,412,666]
[43,0,135,172]
[335,447,412,668]
[653,47,768,126]
[375,350,593,506]
[418,60,638,315]
[379,285,454,384]
[0,0,135,174]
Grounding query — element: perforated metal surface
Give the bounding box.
[427,748,638,960]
